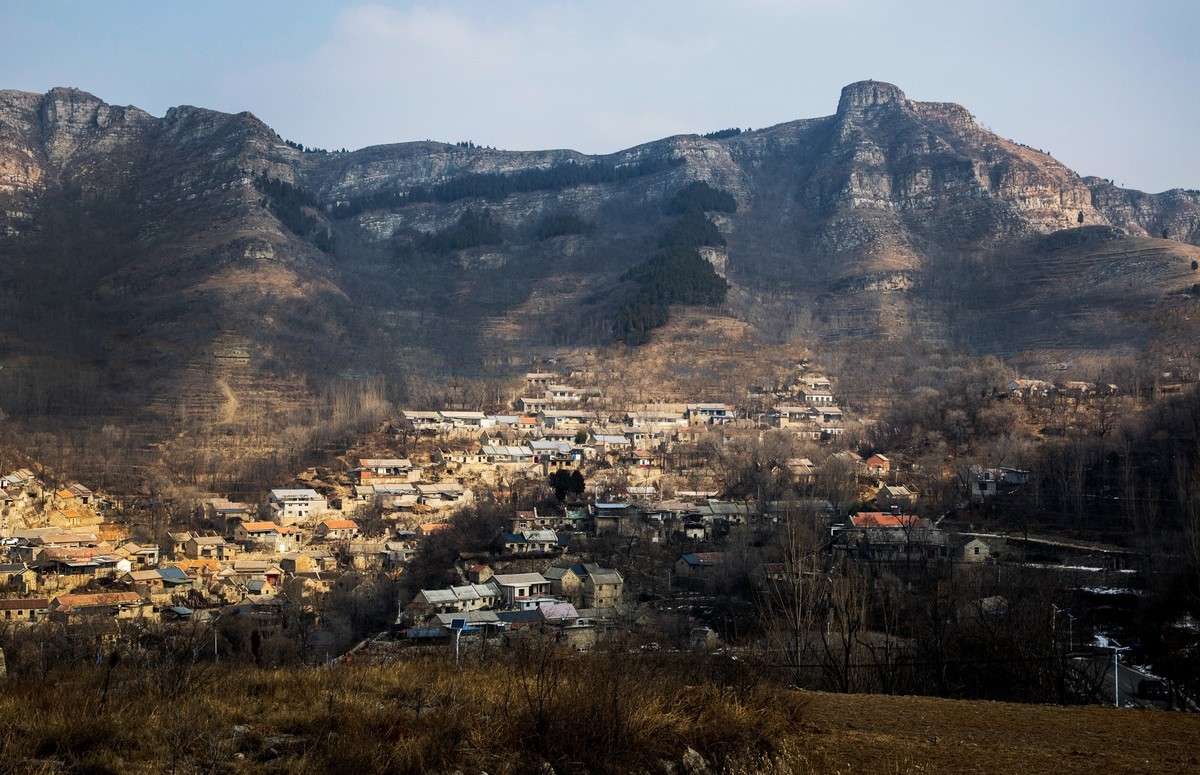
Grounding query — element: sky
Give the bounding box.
[2,0,1197,193]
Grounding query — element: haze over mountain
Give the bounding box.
[1,80,1198,475]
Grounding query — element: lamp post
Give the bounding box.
[1109,639,1132,708]
[1051,605,1074,652]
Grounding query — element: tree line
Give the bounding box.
[610,183,736,344]
[254,173,334,253]
[330,156,684,219]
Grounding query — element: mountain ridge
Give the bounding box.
[1,80,1198,482]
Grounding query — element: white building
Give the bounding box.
[268,489,328,526]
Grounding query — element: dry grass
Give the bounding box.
[0,653,1197,774]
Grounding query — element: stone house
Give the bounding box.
[184,535,237,562]
[316,519,359,542]
[0,597,50,625]
[50,591,146,623]
[958,537,992,563]
[874,484,918,511]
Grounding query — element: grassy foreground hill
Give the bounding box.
[2,653,1197,774]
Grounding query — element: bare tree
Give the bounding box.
[757,508,829,687]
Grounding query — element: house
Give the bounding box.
[530,441,581,470]
[865,454,891,477]
[525,372,557,390]
[481,445,535,465]
[516,396,553,413]
[165,531,194,560]
[686,404,733,424]
[500,529,562,556]
[229,560,284,586]
[537,601,580,624]
[352,458,414,485]
[674,552,725,587]
[1000,467,1031,486]
[970,467,1000,501]
[0,563,38,594]
[788,458,818,486]
[118,542,161,567]
[0,597,50,625]
[546,384,585,404]
[201,499,255,530]
[580,565,623,609]
[184,535,237,562]
[466,563,494,584]
[383,540,414,569]
[799,388,835,405]
[874,484,918,511]
[626,410,687,428]
[50,591,146,622]
[544,564,585,602]
[509,508,558,533]
[49,508,102,528]
[316,519,359,542]
[839,513,947,563]
[491,573,552,608]
[1,470,34,496]
[625,450,661,470]
[958,537,992,563]
[818,406,845,424]
[415,483,468,509]
[412,583,500,614]
[279,550,339,575]
[594,503,638,536]
[400,411,445,432]
[1058,381,1096,397]
[536,409,597,429]
[39,548,131,582]
[417,523,451,538]
[439,411,489,429]
[122,566,193,594]
[233,521,300,551]
[769,406,816,428]
[55,482,95,507]
[268,489,327,525]
[589,435,631,457]
[1006,379,1052,398]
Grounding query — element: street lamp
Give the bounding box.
[1051,605,1074,652]
[1109,639,1132,708]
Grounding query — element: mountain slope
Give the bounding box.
[0,81,1198,478]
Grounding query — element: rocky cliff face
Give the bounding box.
[0,81,1198,449]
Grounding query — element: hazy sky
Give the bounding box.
[3,1,1197,192]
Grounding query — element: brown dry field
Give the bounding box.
[792,691,1200,774]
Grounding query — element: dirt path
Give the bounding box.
[218,379,239,424]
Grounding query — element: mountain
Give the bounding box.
[1,81,1198,480]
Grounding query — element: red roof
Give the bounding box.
[240,521,280,532]
[851,513,920,529]
[321,519,358,530]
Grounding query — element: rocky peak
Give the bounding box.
[836,80,909,116]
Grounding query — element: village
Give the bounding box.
[0,363,1162,699]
